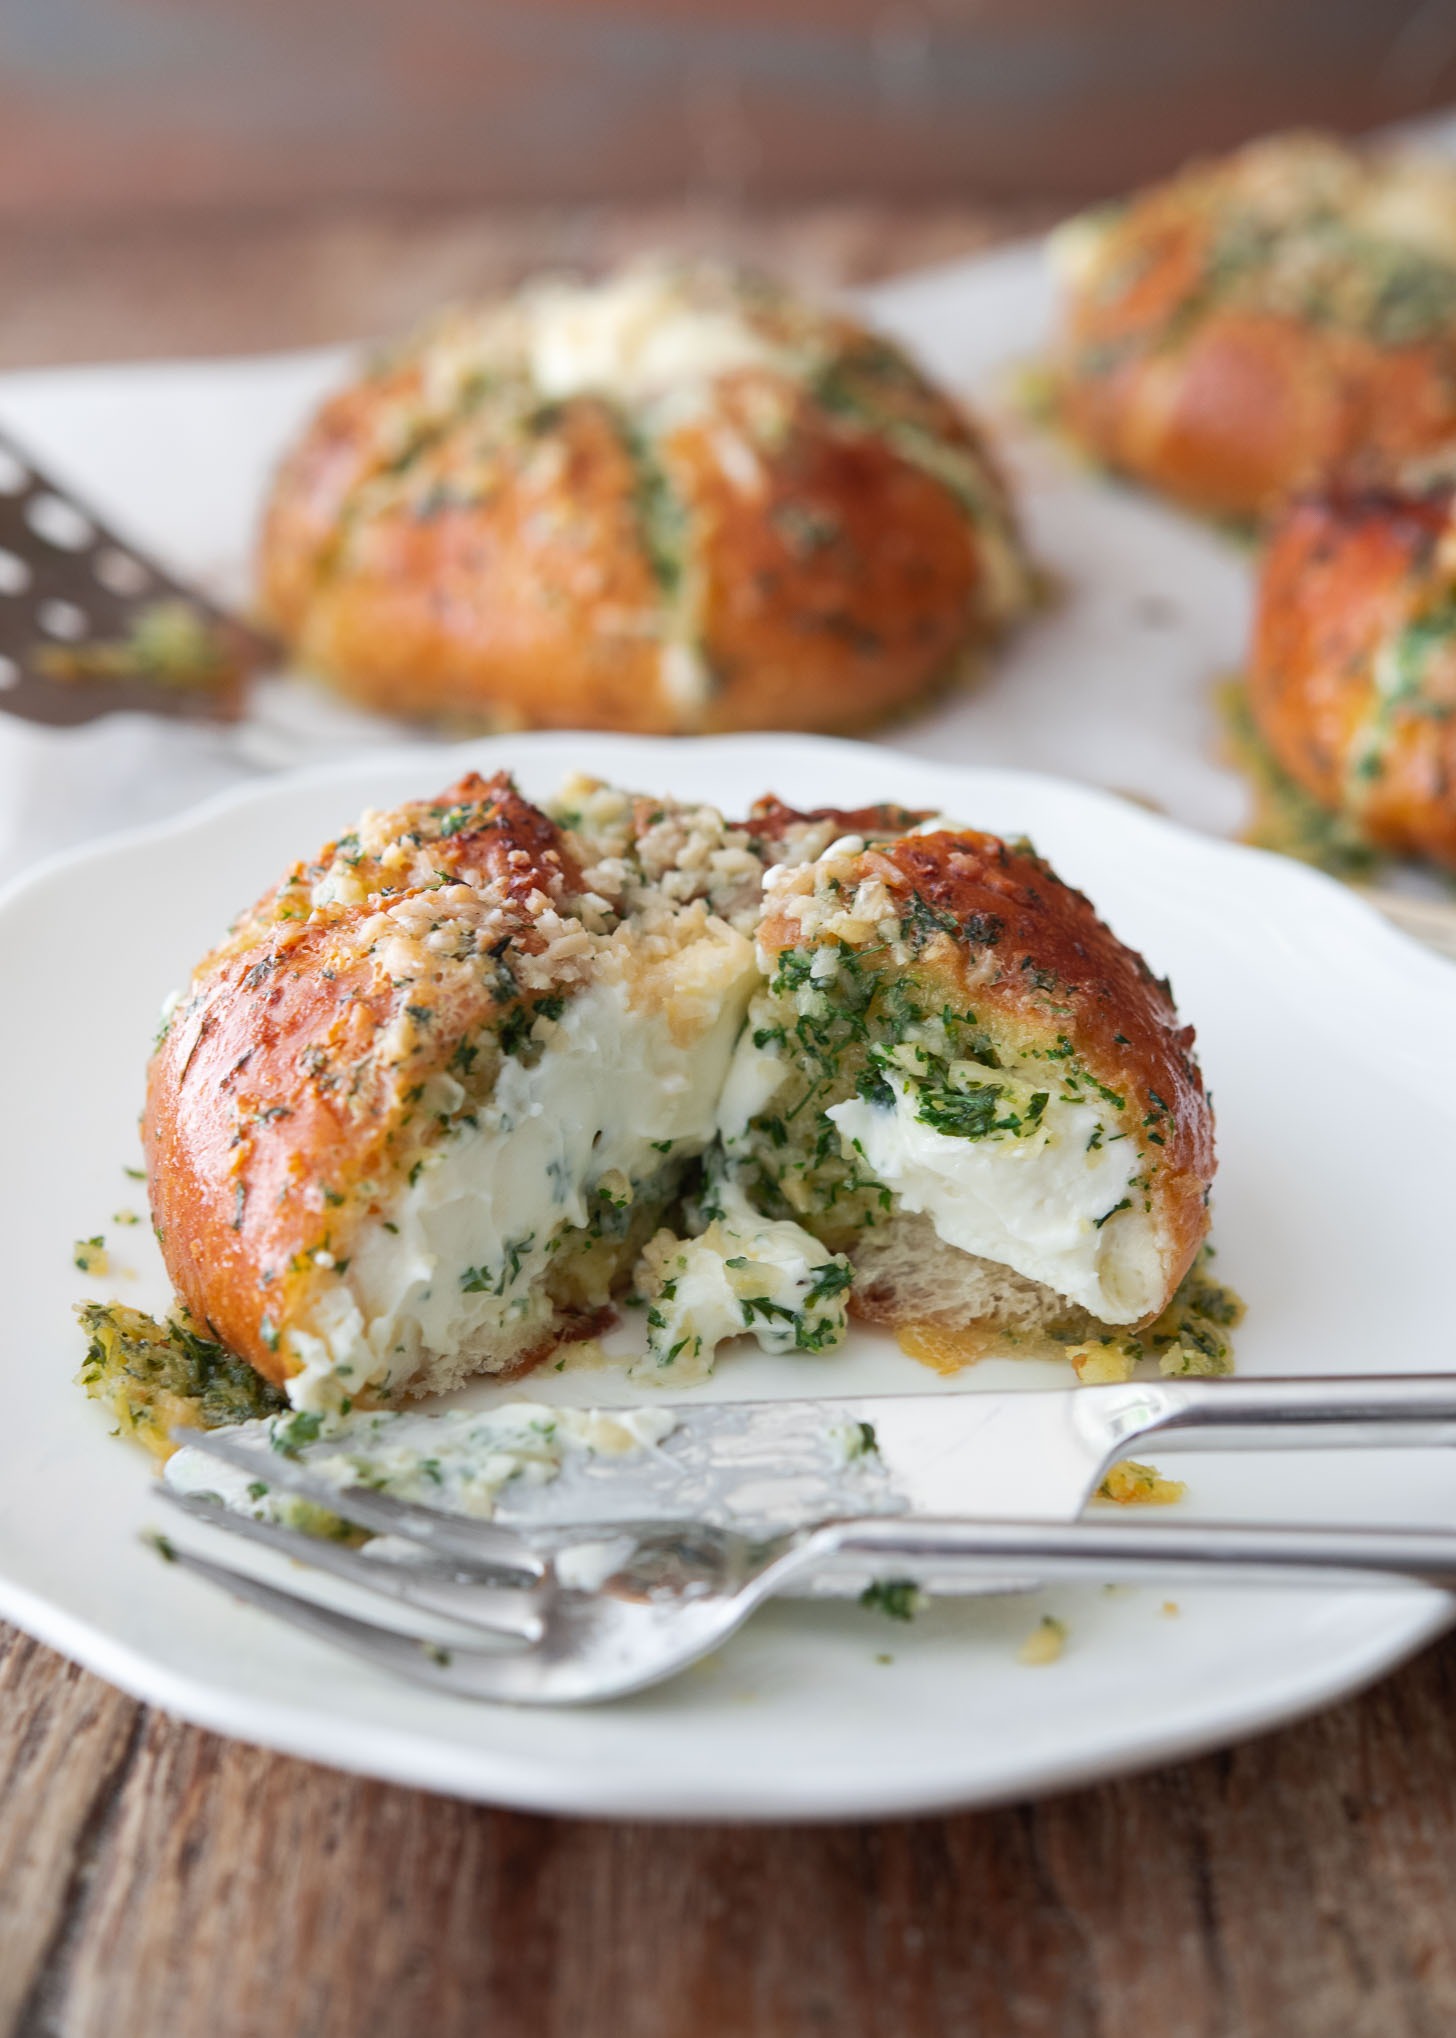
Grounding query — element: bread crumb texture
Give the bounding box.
[1096,1459,1188,1506]
[1018,1614,1068,1666]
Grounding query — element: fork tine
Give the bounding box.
[155,1539,522,1686]
[157,1531,752,1707]
[158,1489,547,1641]
[155,1538,602,1702]
[174,1427,545,1578]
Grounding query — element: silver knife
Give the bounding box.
[170,1374,1456,1599]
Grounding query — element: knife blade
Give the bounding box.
[169,1374,1456,1599]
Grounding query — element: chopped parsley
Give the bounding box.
[270,1409,324,1456]
[461,1232,536,1295]
[77,1300,286,1460]
[859,1578,921,1621]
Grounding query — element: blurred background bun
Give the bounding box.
[1053,133,1456,518]
[257,260,1035,733]
[1249,478,1456,868]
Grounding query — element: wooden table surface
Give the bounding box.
[5,200,1456,2038]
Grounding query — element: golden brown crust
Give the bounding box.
[1054,134,1456,518]
[662,380,1002,733]
[757,824,1216,1309]
[142,772,579,1382]
[742,795,936,847]
[258,356,434,641]
[276,398,672,732]
[1249,486,1456,868]
[257,265,1033,733]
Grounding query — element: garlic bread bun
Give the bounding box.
[1053,133,1456,518]
[718,808,1214,1333]
[143,772,765,1413]
[257,259,1035,735]
[1249,483,1456,869]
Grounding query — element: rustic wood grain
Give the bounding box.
[0,1631,142,2033]
[5,1621,1456,2038]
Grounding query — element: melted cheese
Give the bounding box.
[636,1187,851,1385]
[1348,162,1456,262]
[658,638,716,717]
[285,926,756,1414]
[522,266,786,412]
[1047,210,1120,292]
[827,1067,1160,1323]
[715,1020,789,1140]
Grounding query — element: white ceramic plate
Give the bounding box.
[4,728,1456,1820]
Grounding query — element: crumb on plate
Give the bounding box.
[1018,1614,1068,1666]
[1097,1458,1187,1506]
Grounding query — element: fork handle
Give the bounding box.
[794,1513,1456,1594]
[1103,1374,1456,1457]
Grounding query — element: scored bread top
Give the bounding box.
[1053,132,1456,517]
[257,259,1035,734]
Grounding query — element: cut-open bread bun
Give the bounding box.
[718,801,1215,1336]
[143,778,1215,1410]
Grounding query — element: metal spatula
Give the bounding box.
[0,425,272,727]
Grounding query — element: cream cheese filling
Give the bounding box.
[827,1067,1161,1324]
[635,1186,852,1386]
[284,921,757,1414]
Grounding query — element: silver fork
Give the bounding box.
[155,1488,1456,1706]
